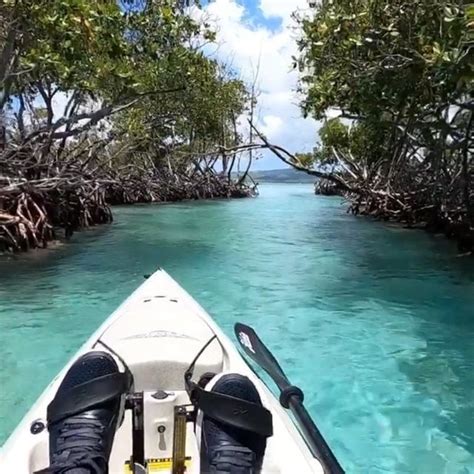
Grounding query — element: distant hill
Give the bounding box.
[249,168,315,183]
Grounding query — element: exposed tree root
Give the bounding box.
[314,180,342,196]
[0,158,256,253]
[253,125,473,255]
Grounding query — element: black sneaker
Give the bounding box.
[36,351,130,474]
[199,374,267,474]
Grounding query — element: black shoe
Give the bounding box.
[199,374,267,474]
[36,351,130,474]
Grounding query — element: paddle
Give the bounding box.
[234,323,344,474]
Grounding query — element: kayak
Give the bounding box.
[0,269,341,473]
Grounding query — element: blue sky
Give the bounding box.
[240,0,283,31]
[199,0,318,170]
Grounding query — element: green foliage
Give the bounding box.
[295,0,474,231]
[294,152,316,167]
[114,51,248,166]
[297,0,472,120]
[320,118,349,151]
[1,0,248,170]
[296,119,350,166]
[5,1,121,92]
[3,0,205,101]
[349,119,390,166]
[305,118,391,168]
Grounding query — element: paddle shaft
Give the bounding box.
[288,397,344,474]
[267,373,344,474]
[234,323,344,474]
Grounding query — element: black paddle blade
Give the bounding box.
[234,323,289,390]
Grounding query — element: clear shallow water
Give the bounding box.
[0,183,473,473]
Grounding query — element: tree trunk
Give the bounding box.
[0,22,19,111]
[462,112,473,226]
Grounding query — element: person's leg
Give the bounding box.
[36,351,130,474]
[198,374,268,474]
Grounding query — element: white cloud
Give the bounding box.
[201,0,319,170]
[259,0,308,24]
[260,114,283,138]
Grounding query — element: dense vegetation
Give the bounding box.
[0,0,255,252]
[285,0,473,252]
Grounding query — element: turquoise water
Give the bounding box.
[0,183,473,473]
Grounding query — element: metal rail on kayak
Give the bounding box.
[235,323,345,474]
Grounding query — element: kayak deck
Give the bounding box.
[0,270,323,473]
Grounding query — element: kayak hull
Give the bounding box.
[0,269,323,473]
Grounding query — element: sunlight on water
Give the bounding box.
[0,184,473,473]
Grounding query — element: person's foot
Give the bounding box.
[36,351,131,474]
[198,373,267,473]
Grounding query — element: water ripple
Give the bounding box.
[0,183,473,473]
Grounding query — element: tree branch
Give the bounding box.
[249,122,358,193]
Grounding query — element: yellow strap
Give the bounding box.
[124,457,192,473]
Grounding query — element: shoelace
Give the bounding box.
[210,445,257,473]
[35,417,107,474]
